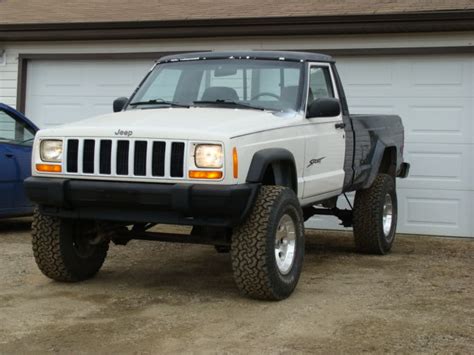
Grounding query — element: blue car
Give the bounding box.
[0,103,38,217]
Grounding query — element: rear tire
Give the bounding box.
[231,186,305,300]
[353,174,398,255]
[32,210,109,282]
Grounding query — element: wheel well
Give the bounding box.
[378,147,397,177]
[261,160,297,194]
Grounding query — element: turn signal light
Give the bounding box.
[36,164,62,173]
[232,147,238,179]
[189,170,223,179]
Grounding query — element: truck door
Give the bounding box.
[0,143,15,212]
[302,63,346,200]
[0,108,36,211]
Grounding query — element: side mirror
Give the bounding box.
[307,98,341,118]
[113,97,129,112]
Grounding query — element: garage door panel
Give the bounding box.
[405,97,472,144]
[408,59,472,98]
[347,96,471,145]
[337,58,399,98]
[399,143,472,191]
[34,96,130,127]
[26,60,152,126]
[339,56,473,99]
[397,188,471,237]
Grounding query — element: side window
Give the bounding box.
[0,110,34,145]
[308,66,335,106]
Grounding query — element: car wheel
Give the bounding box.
[353,173,398,255]
[32,209,109,282]
[231,186,305,300]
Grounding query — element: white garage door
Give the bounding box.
[24,55,473,237]
[25,59,153,128]
[310,54,473,237]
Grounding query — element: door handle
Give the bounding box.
[335,122,346,129]
[5,153,14,158]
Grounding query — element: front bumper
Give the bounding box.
[25,177,259,227]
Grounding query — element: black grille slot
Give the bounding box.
[170,142,185,177]
[134,141,147,176]
[152,141,166,177]
[82,140,95,173]
[116,140,130,175]
[99,140,112,174]
[66,139,79,173]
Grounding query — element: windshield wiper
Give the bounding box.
[193,100,266,111]
[129,99,190,108]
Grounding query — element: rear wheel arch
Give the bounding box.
[363,142,398,188]
[378,146,397,177]
[246,148,298,194]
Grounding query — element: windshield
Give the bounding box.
[128,59,304,112]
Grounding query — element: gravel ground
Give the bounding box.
[0,217,473,354]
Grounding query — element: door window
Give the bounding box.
[0,110,35,145]
[307,66,335,107]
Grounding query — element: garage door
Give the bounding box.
[24,55,473,237]
[310,54,473,237]
[25,59,153,128]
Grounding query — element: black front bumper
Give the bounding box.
[25,177,259,227]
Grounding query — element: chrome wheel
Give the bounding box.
[275,214,296,275]
[383,193,393,239]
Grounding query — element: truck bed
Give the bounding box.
[345,114,404,191]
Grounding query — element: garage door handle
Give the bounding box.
[5,153,14,158]
[335,123,346,129]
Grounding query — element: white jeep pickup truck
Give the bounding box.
[25,51,410,300]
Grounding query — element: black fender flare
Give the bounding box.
[246,148,298,193]
[363,141,397,189]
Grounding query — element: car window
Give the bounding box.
[308,66,334,106]
[141,69,182,102]
[130,60,304,112]
[0,110,35,145]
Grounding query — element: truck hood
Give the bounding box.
[38,107,301,140]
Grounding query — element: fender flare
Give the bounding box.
[363,141,397,189]
[246,148,298,193]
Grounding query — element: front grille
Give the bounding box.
[99,140,112,174]
[65,138,186,179]
[116,140,130,175]
[66,139,79,173]
[134,141,147,176]
[82,140,95,173]
[170,142,185,177]
[152,141,166,177]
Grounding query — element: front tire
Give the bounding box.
[32,210,109,282]
[231,186,305,300]
[353,174,398,255]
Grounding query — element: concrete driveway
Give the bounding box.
[0,218,472,354]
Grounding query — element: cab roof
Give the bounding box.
[157,51,334,64]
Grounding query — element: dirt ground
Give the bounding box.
[0,217,472,354]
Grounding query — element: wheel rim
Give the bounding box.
[274,214,297,275]
[383,193,393,238]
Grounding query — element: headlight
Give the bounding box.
[194,144,223,168]
[40,140,63,162]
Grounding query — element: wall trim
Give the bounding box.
[3,11,474,41]
[16,45,474,113]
